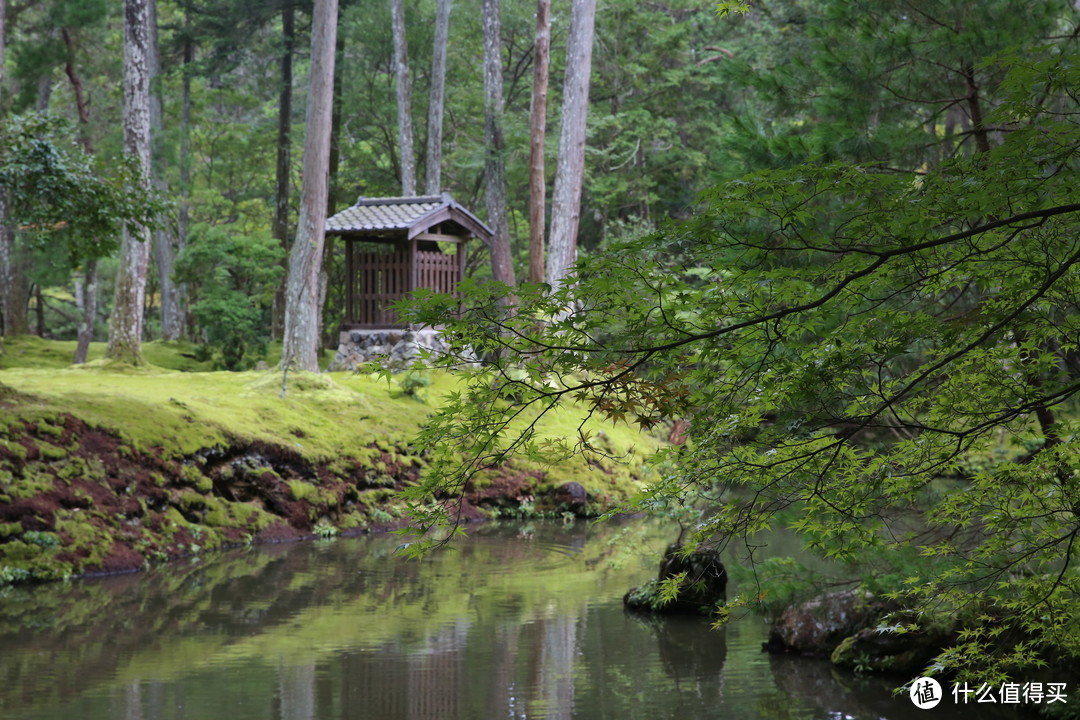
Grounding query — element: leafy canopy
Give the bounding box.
[175,223,283,370]
[400,46,1080,681]
[0,112,163,265]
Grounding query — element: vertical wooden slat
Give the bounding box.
[408,239,418,332]
[346,240,474,328]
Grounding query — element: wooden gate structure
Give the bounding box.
[325,194,492,329]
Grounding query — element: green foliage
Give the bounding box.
[726,556,822,618]
[0,566,31,586]
[624,579,670,610]
[312,519,340,540]
[710,0,1076,179]
[0,112,163,265]
[20,531,62,549]
[398,367,432,401]
[401,44,1080,682]
[716,1,750,17]
[175,223,282,370]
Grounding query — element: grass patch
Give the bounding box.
[0,338,662,583]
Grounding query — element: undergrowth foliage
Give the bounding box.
[400,49,1080,682]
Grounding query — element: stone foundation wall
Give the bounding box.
[329,328,455,372]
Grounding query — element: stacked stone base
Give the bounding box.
[329,328,454,372]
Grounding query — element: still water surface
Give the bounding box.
[0,520,1032,719]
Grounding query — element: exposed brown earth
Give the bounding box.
[0,412,605,583]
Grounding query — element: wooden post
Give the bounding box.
[457,238,466,286]
[344,237,354,325]
[408,236,419,330]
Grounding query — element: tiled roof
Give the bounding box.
[325,192,492,240]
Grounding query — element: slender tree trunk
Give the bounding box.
[177,14,193,336]
[271,3,295,341]
[0,0,11,337]
[0,0,5,100]
[107,0,153,364]
[0,0,6,340]
[62,29,93,144]
[483,0,516,288]
[328,28,344,216]
[545,0,596,288]
[424,0,451,195]
[528,0,550,284]
[963,65,992,155]
[390,0,415,195]
[36,74,52,110]
[0,209,8,339]
[73,259,98,364]
[0,227,29,336]
[320,29,345,351]
[2,70,56,340]
[148,0,182,341]
[32,285,44,336]
[61,28,101,362]
[282,0,338,373]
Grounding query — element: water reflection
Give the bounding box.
[0,521,1029,720]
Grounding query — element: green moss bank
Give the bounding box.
[0,338,660,585]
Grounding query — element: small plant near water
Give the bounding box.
[21,531,61,549]
[0,566,31,585]
[370,508,395,525]
[313,519,340,539]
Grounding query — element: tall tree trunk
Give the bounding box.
[390,0,415,195]
[963,65,992,155]
[2,70,57,340]
[73,259,97,364]
[424,0,451,195]
[36,74,52,110]
[320,29,345,351]
[0,228,28,336]
[32,285,44,337]
[177,13,193,337]
[545,0,596,288]
[282,0,338,373]
[271,3,295,341]
[61,28,92,148]
[107,0,153,364]
[61,27,101,362]
[483,0,516,288]
[0,0,7,338]
[527,0,550,284]
[0,0,5,102]
[148,0,182,341]
[0,0,7,339]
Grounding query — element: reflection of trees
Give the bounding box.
[336,612,581,719]
[653,616,726,695]
[0,520,672,719]
[538,615,578,720]
[338,621,469,719]
[277,662,315,720]
[628,613,728,716]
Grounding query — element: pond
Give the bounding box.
[0,520,1034,719]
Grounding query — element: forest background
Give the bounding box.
[0,0,774,366]
[2,0,1071,373]
[2,0,1080,692]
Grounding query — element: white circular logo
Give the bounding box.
[909,677,943,709]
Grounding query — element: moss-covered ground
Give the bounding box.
[0,336,662,585]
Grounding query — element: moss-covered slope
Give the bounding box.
[0,340,660,584]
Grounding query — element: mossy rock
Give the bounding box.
[766,589,895,656]
[624,543,727,615]
[831,624,954,674]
